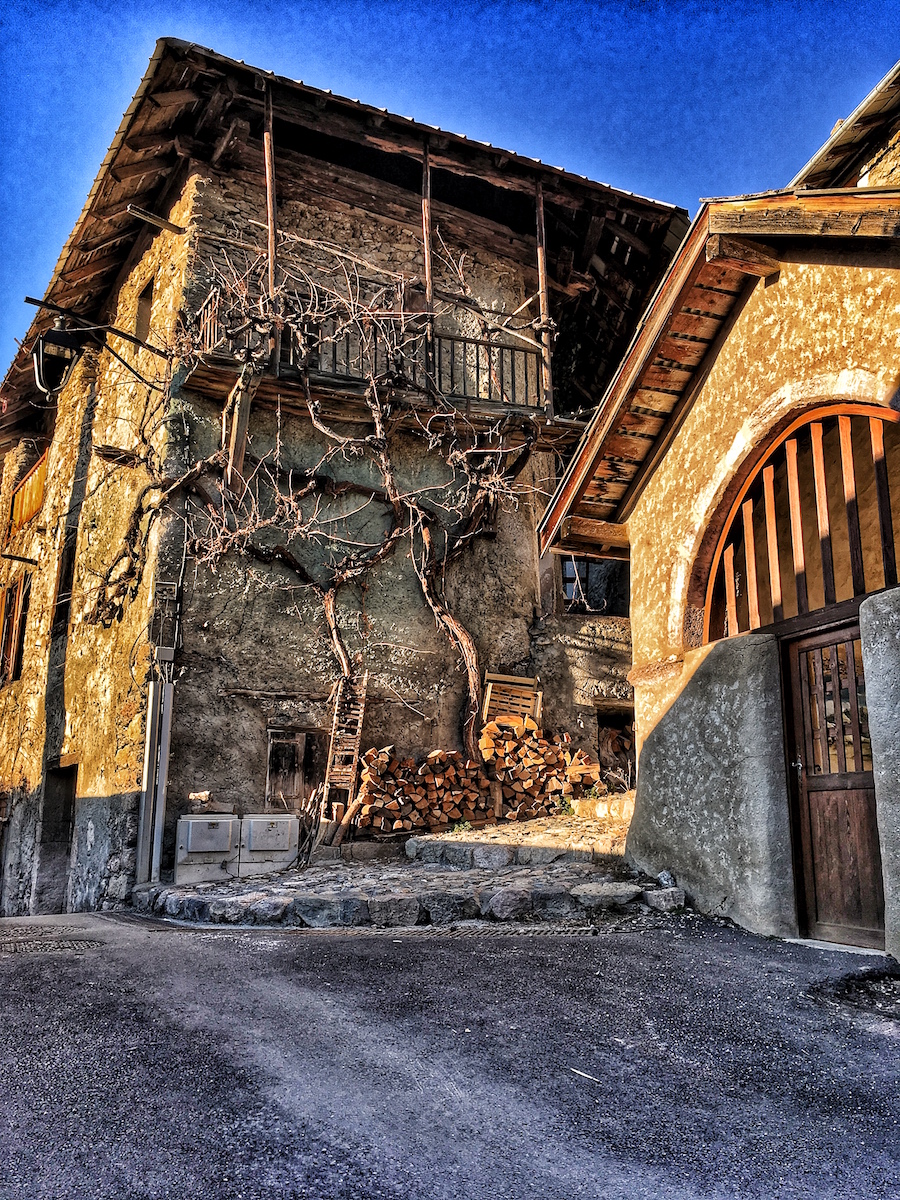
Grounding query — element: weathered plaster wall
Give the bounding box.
[859,587,900,961]
[627,634,798,936]
[628,250,900,735]
[0,176,200,914]
[163,393,544,826]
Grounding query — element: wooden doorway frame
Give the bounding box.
[781,618,885,949]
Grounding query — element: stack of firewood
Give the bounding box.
[348,747,493,833]
[338,715,604,836]
[479,715,601,810]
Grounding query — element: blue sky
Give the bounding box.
[1,0,898,365]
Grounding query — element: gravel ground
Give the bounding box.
[1,913,898,1200]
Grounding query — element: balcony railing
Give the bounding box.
[197,291,544,408]
[7,451,48,541]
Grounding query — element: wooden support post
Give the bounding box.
[226,365,261,490]
[534,180,554,417]
[264,84,281,373]
[723,542,739,635]
[422,141,435,383]
[741,498,760,629]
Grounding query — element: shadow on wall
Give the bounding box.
[626,633,799,938]
[8,370,141,915]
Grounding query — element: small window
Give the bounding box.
[561,555,629,617]
[135,279,154,344]
[265,727,328,811]
[0,574,31,684]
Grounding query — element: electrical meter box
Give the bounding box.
[238,815,300,877]
[174,815,240,885]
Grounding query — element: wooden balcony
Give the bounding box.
[197,291,545,409]
[6,451,48,542]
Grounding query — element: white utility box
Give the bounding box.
[174,814,240,885]
[238,815,300,877]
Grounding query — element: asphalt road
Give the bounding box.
[0,913,898,1200]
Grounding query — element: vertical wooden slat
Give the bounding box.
[421,141,435,383]
[828,643,846,774]
[811,648,831,774]
[785,439,809,614]
[534,180,554,417]
[741,498,760,629]
[723,543,739,636]
[263,86,277,300]
[838,415,866,595]
[844,638,863,772]
[869,417,897,588]
[263,84,280,372]
[798,649,817,773]
[809,422,836,605]
[763,464,783,623]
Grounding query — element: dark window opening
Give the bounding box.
[135,279,154,344]
[562,555,629,617]
[0,574,31,684]
[265,727,328,811]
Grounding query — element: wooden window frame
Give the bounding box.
[0,574,32,685]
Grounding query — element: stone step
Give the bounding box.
[130,859,677,930]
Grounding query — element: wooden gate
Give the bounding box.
[785,623,884,949]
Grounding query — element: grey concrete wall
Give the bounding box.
[627,634,798,937]
[859,587,900,961]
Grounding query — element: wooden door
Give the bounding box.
[33,765,77,914]
[786,625,884,949]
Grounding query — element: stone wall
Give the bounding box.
[627,635,797,937]
[0,158,628,901]
[859,587,900,961]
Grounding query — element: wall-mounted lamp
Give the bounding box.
[32,318,86,396]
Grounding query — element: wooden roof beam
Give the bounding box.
[709,200,900,239]
[110,155,172,183]
[550,540,630,562]
[706,233,781,279]
[560,516,630,547]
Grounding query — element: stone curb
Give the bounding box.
[405,835,623,867]
[130,867,664,931]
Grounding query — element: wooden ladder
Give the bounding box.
[321,671,368,822]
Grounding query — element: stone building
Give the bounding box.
[0,39,686,914]
[540,60,900,956]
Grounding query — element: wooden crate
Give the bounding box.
[481,672,543,725]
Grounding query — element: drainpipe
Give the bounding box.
[135,581,181,884]
[150,674,175,882]
[136,680,161,884]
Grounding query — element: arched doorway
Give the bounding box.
[698,403,900,948]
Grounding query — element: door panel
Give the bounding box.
[786,625,884,949]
